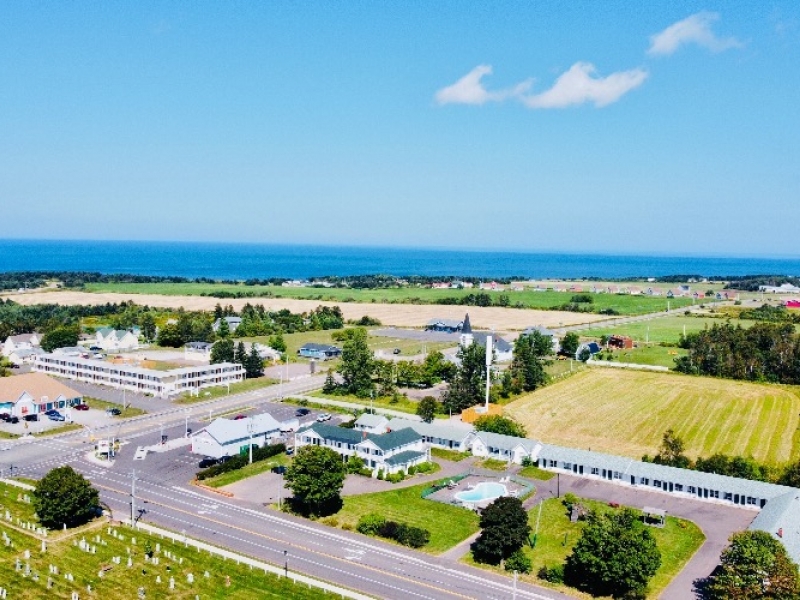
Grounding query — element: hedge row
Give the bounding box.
[196,443,286,480]
[356,513,430,548]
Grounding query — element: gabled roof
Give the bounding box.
[4,333,39,345]
[301,423,364,446]
[200,413,281,446]
[474,431,539,453]
[387,418,474,444]
[362,427,421,451]
[472,332,513,353]
[354,414,389,429]
[299,343,341,352]
[749,491,800,564]
[384,450,427,467]
[0,373,81,402]
[186,341,213,350]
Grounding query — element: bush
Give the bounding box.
[376,469,384,480]
[562,492,578,510]
[378,520,400,540]
[396,524,430,548]
[357,513,386,535]
[521,456,534,468]
[505,549,532,574]
[538,564,564,583]
[345,455,365,474]
[196,443,286,480]
[386,471,405,483]
[415,462,437,474]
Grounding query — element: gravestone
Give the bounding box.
[169,577,175,590]
[187,573,194,583]
[156,575,161,584]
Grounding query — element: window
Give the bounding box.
[640,477,649,485]
[687,486,695,494]
[711,490,719,499]
[653,480,661,488]
[674,484,683,492]
[591,467,599,475]
[613,471,622,480]
[724,492,733,501]
[549,460,557,468]
[564,462,572,470]
[747,497,757,505]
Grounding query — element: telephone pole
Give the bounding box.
[130,470,138,527]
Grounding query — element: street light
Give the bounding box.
[184,409,190,437]
[284,550,288,577]
[247,419,254,465]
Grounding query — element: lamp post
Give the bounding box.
[284,550,288,577]
[247,420,254,465]
[184,409,190,437]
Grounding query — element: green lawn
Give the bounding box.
[592,344,688,368]
[332,480,480,554]
[518,465,555,481]
[307,391,423,416]
[204,454,292,488]
[465,497,704,599]
[84,397,147,418]
[580,315,768,345]
[174,377,279,404]
[430,448,471,462]
[83,282,701,316]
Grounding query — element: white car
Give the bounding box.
[316,413,332,422]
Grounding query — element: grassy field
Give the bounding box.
[505,369,800,466]
[518,465,555,481]
[592,345,687,368]
[307,391,423,416]
[82,282,698,316]
[580,315,769,345]
[0,483,330,600]
[84,397,147,417]
[464,497,704,599]
[174,376,279,404]
[205,454,292,488]
[331,480,480,554]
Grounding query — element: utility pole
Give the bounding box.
[284,550,288,577]
[248,420,254,465]
[513,570,518,600]
[130,470,137,527]
[484,335,493,411]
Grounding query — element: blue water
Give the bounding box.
[1,239,800,280]
[455,482,507,503]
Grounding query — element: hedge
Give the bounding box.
[196,443,286,480]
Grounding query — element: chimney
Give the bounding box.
[778,528,783,538]
[362,430,367,440]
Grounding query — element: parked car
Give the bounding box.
[198,457,218,469]
[105,407,122,416]
[218,455,232,464]
[74,403,90,411]
[316,413,332,422]
[47,411,65,422]
[89,346,102,351]
[271,465,287,475]
[393,348,401,355]
[294,408,311,417]
[285,446,294,456]
[0,413,10,422]
[7,416,18,424]
[23,414,38,422]
[233,414,247,420]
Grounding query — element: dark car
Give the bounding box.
[393,348,401,355]
[23,414,38,422]
[285,446,294,456]
[7,416,18,424]
[198,457,218,469]
[106,407,122,416]
[233,414,247,420]
[47,411,65,422]
[271,465,287,475]
[0,413,10,422]
[295,408,311,417]
[74,403,89,411]
[89,346,102,352]
[218,455,232,464]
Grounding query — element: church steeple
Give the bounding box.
[460,313,473,347]
[461,313,472,334]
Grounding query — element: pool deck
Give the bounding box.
[427,473,531,510]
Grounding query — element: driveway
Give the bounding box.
[524,472,755,599]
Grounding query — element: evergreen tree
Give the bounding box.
[560,332,580,357]
[140,313,156,343]
[471,497,531,565]
[416,396,438,423]
[339,328,374,397]
[235,341,247,365]
[269,331,287,353]
[156,323,183,348]
[214,303,224,321]
[508,332,549,394]
[210,338,235,364]
[442,342,488,413]
[322,369,338,394]
[245,346,264,378]
[216,317,231,339]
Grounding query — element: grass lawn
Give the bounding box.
[174,377,279,404]
[35,423,84,437]
[475,459,509,471]
[0,431,19,439]
[84,397,147,418]
[464,497,704,599]
[580,315,766,345]
[592,345,687,369]
[332,480,480,554]
[205,454,292,488]
[430,448,471,462]
[0,485,331,599]
[83,282,700,316]
[518,465,555,481]
[307,391,424,416]
[506,369,800,466]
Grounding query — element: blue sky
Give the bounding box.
[1,2,799,256]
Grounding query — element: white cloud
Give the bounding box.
[521,62,648,109]
[648,12,742,56]
[434,65,531,106]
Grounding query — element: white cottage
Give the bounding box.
[191,413,282,459]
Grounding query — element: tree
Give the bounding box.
[284,445,346,516]
[214,303,224,321]
[235,341,247,365]
[245,346,264,378]
[268,332,287,353]
[471,496,531,565]
[422,350,456,385]
[653,429,691,469]
[0,356,13,377]
[560,332,580,357]
[322,369,337,394]
[40,325,80,352]
[33,466,99,529]
[156,322,183,348]
[565,509,661,599]
[140,313,156,343]
[416,396,438,423]
[779,460,800,488]
[339,328,374,397]
[210,338,235,364]
[443,341,488,413]
[706,530,800,599]
[474,414,526,438]
[216,317,231,340]
[508,333,550,394]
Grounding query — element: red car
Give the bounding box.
[233,414,247,420]
[74,404,90,411]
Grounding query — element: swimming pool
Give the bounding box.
[454,482,507,503]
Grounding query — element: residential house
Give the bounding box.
[386,418,475,452]
[575,341,601,360]
[184,341,214,361]
[7,347,44,366]
[0,372,83,419]
[425,318,464,333]
[521,326,560,354]
[353,413,390,434]
[94,327,140,352]
[212,316,242,332]
[2,333,41,357]
[759,283,800,294]
[190,413,283,459]
[469,431,542,464]
[297,343,342,360]
[254,343,281,361]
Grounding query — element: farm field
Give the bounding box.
[3,290,605,330]
[80,282,698,316]
[505,369,800,466]
[580,315,766,345]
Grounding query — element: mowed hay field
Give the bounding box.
[505,369,800,466]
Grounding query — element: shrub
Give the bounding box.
[196,443,286,480]
[356,513,386,535]
[521,456,534,467]
[415,462,436,474]
[562,493,578,510]
[345,455,365,474]
[396,525,430,548]
[407,465,417,475]
[341,522,353,531]
[378,520,401,540]
[505,549,532,574]
[376,469,384,480]
[538,564,564,583]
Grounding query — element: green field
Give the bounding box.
[506,369,800,466]
[174,376,279,404]
[592,345,687,368]
[84,397,147,417]
[204,453,292,488]
[581,315,768,345]
[82,282,700,316]
[0,483,330,600]
[464,497,704,599]
[330,480,480,553]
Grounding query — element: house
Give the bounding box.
[469,431,542,464]
[190,413,283,459]
[294,423,427,475]
[521,326,560,354]
[759,283,800,294]
[353,413,390,434]
[0,372,83,419]
[254,343,281,361]
[7,347,44,366]
[386,418,475,452]
[425,318,464,333]
[2,333,41,357]
[607,335,634,350]
[748,491,800,567]
[34,354,244,398]
[297,343,342,360]
[212,316,242,332]
[52,346,88,357]
[575,341,601,360]
[94,327,140,352]
[784,300,800,309]
[184,341,214,361]
[472,333,513,362]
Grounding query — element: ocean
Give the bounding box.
[1,239,799,280]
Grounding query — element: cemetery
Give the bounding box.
[0,481,333,599]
